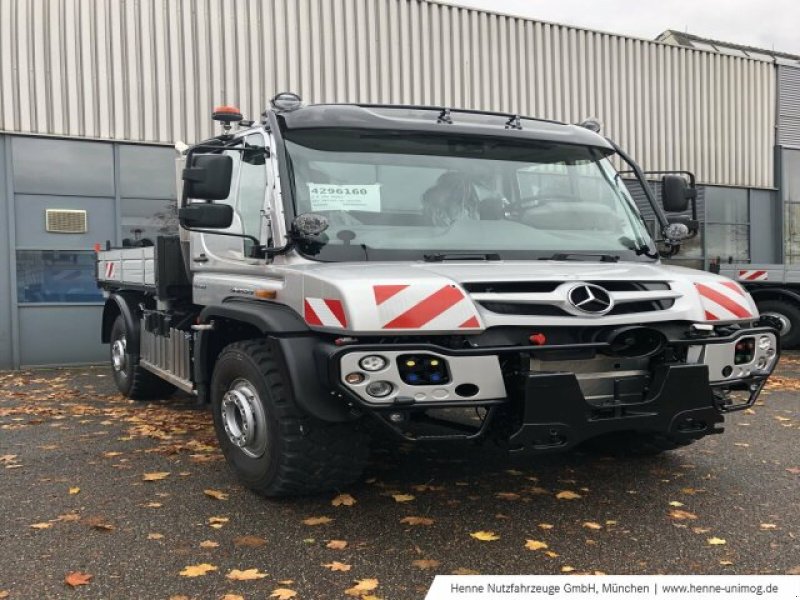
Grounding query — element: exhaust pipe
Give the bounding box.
[596,326,666,358]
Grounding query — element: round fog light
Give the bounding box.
[359,355,387,372]
[366,381,393,398]
[345,372,365,385]
[758,336,772,351]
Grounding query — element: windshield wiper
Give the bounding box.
[619,236,659,259]
[540,253,620,263]
[423,252,502,262]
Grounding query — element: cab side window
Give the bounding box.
[237,134,268,244]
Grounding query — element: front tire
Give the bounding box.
[756,299,800,348]
[210,339,369,496]
[109,315,175,400]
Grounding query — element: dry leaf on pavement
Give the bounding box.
[555,490,582,500]
[669,510,698,521]
[147,533,164,540]
[391,494,415,503]
[525,540,548,551]
[200,540,219,548]
[204,489,229,501]
[583,522,603,530]
[179,563,218,577]
[142,472,170,481]
[208,516,229,529]
[326,539,348,549]
[221,595,244,600]
[412,559,440,570]
[345,578,379,596]
[69,487,80,495]
[30,522,52,529]
[332,493,356,507]
[470,531,500,541]
[64,572,93,587]
[400,516,434,526]
[561,566,576,573]
[270,589,298,599]
[707,537,727,546]
[303,516,333,526]
[233,535,267,548]
[323,561,352,572]
[226,568,268,581]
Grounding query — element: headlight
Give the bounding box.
[359,355,387,372]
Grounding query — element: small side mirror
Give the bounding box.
[292,213,330,239]
[183,154,233,201]
[661,175,693,213]
[179,203,234,229]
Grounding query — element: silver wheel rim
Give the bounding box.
[111,336,127,374]
[762,311,791,336]
[221,379,268,459]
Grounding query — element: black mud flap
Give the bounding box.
[508,364,723,453]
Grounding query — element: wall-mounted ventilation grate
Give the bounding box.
[45,209,88,233]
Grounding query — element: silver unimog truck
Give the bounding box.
[96,94,780,496]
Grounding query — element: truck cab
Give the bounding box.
[97,95,781,496]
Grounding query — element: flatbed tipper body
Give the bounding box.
[96,97,781,496]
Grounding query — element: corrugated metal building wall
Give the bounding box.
[778,64,800,148]
[0,0,776,189]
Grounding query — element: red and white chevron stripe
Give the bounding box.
[373,283,481,330]
[304,297,348,328]
[695,281,753,321]
[104,262,115,278]
[738,269,768,282]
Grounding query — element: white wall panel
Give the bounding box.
[0,0,776,187]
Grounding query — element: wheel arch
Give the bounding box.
[101,292,144,348]
[748,286,800,307]
[195,300,352,422]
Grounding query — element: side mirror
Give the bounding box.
[179,203,233,229]
[183,154,233,201]
[661,175,693,213]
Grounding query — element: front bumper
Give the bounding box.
[325,325,779,448]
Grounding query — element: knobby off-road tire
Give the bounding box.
[109,315,176,400]
[583,431,696,457]
[210,339,369,496]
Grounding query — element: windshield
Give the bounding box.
[284,130,655,262]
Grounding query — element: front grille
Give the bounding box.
[469,280,676,317]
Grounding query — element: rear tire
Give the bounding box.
[109,315,176,400]
[210,339,369,496]
[756,299,800,349]
[582,431,696,456]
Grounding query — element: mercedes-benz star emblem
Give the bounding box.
[567,283,614,315]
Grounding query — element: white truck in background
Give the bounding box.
[95,94,781,496]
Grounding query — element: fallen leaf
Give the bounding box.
[326,539,348,550]
[760,523,777,530]
[525,540,548,551]
[693,527,711,534]
[64,571,93,587]
[555,490,582,500]
[278,580,295,585]
[30,522,52,529]
[734,442,750,448]
[233,535,267,548]
[204,489,229,501]
[774,416,791,422]
[179,563,218,577]
[303,516,333,526]
[323,561,352,572]
[452,568,480,575]
[707,537,727,546]
[208,516,229,529]
[544,550,560,558]
[495,492,521,500]
[144,502,162,508]
[69,487,80,495]
[681,487,705,495]
[332,493,356,507]
[669,501,685,507]
[720,560,734,566]
[200,540,219,548]
[538,523,554,530]
[221,595,245,600]
[345,579,379,596]
[56,513,80,522]
[226,568,268,581]
[561,566,576,573]
[412,559,440,570]
[392,494,415,503]
[786,467,800,475]
[400,516,434,526]
[270,589,298,600]
[669,510,698,521]
[142,472,170,481]
[147,533,164,540]
[786,566,800,575]
[84,516,115,531]
[470,530,500,541]
[0,590,8,599]
[583,522,603,530]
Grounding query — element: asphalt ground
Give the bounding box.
[1,354,799,599]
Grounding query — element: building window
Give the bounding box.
[784,150,800,264]
[16,250,103,304]
[704,188,750,262]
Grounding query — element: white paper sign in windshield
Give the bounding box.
[308,183,381,212]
